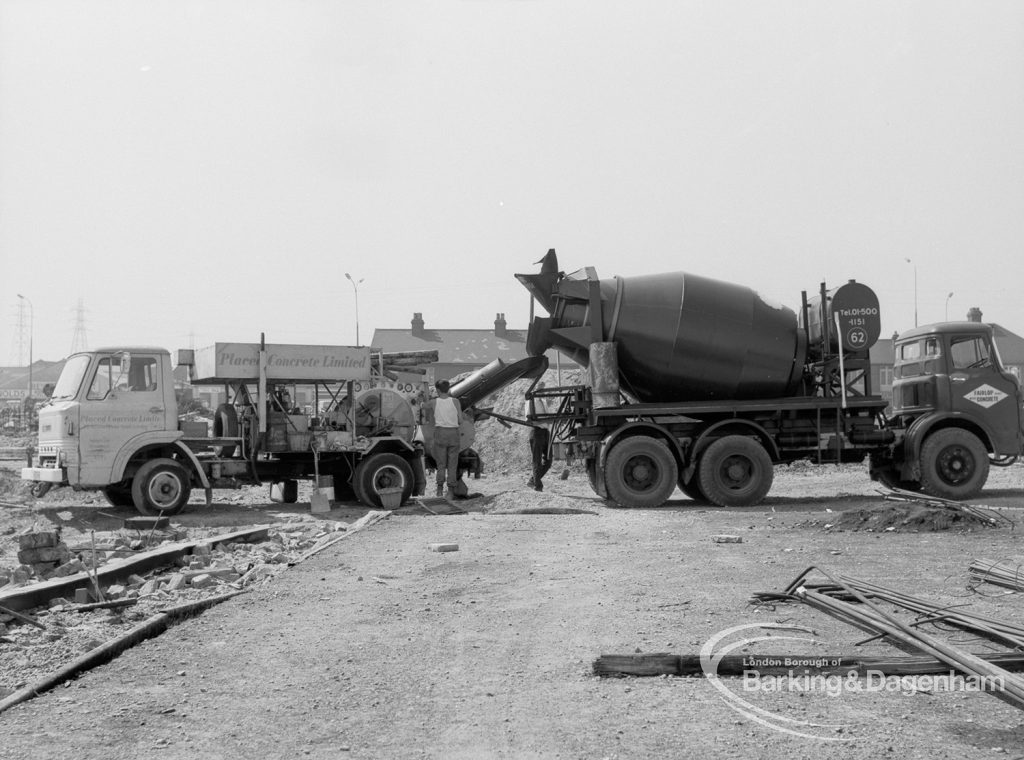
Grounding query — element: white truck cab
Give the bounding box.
[25,348,181,491]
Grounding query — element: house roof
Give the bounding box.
[0,360,67,392]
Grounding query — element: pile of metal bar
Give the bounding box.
[881,487,1015,528]
[969,558,1024,593]
[755,566,1024,710]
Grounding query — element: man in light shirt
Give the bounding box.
[426,379,463,498]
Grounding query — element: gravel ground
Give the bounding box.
[2,455,1024,759]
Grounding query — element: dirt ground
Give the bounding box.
[3,441,1024,758]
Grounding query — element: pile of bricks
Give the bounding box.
[15,531,71,580]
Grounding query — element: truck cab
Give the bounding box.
[888,322,1023,496]
[25,348,179,491]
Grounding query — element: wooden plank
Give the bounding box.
[593,652,1024,678]
[0,525,270,613]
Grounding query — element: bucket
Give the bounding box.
[316,475,335,501]
[379,486,403,509]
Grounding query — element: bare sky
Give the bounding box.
[2,1,1022,363]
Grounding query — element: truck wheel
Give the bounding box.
[604,437,678,508]
[212,404,239,458]
[868,453,920,493]
[919,429,988,500]
[678,472,707,503]
[585,458,607,499]
[102,484,134,508]
[353,453,414,508]
[131,458,192,516]
[698,436,773,507]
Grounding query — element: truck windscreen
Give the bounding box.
[50,354,92,400]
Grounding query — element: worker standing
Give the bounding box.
[427,379,462,498]
[526,382,553,491]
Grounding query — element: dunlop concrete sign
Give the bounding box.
[192,343,371,383]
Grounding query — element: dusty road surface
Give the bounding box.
[3,462,1024,759]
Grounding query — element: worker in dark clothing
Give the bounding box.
[525,384,554,491]
[528,424,553,492]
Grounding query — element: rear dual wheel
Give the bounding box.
[677,473,707,503]
[697,435,773,507]
[604,437,678,508]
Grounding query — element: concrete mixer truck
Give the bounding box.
[21,336,427,514]
[512,250,1023,508]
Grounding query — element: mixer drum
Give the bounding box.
[549,271,807,403]
[352,388,417,443]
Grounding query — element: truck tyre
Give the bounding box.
[585,458,607,499]
[131,458,192,516]
[678,472,707,503]
[102,484,134,508]
[212,404,239,458]
[919,428,988,500]
[868,453,920,493]
[604,437,678,508]
[698,435,773,507]
[353,453,414,508]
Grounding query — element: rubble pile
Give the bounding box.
[471,368,584,477]
[0,517,351,698]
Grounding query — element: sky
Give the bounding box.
[2,0,1022,364]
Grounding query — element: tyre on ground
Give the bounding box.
[353,452,414,508]
[131,458,192,516]
[102,483,134,508]
[918,428,988,500]
[677,468,707,503]
[603,436,678,508]
[868,452,921,493]
[585,458,607,499]
[697,435,773,507]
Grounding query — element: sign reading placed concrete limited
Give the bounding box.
[192,343,371,383]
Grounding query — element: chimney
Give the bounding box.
[411,312,425,336]
[967,307,983,323]
[494,312,507,338]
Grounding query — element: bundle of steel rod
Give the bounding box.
[758,566,1024,710]
[755,567,1024,650]
[880,487,1015,528]
[969,558,1024,592]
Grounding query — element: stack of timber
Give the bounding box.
[371,350,439,378]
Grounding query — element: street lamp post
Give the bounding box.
[904,258,918,327]
[945,291,954,321]
[16,294,33,400]
[344,273,364,346]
